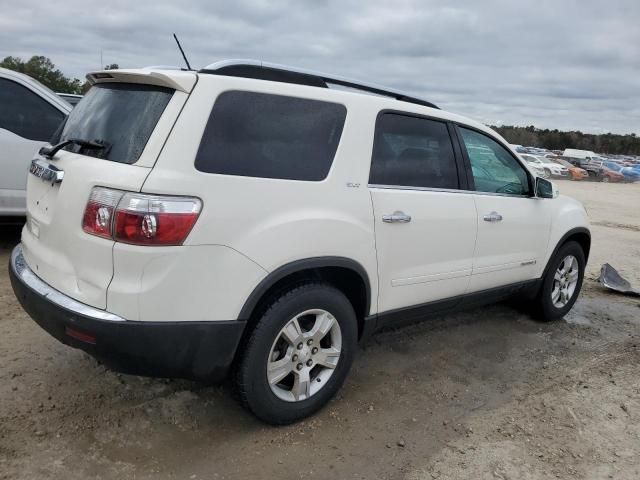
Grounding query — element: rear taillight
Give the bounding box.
[82,187,201,246]
[82,187,122,239]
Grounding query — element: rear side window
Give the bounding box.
[0,78,65,141]
[58,83,173,164]
[195,91,347,181]
[370,113,459,189]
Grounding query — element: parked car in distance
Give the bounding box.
[10,61,591,425]
[520,154,569,178]
[56,93,83,107]
[549,157,589,181]
[563,148,598,160]
[602,160,640,182]
[598,165,625,183]
[0,68,71,217]
[563,157,623,182]
[519,154,547,178]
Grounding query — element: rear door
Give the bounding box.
[369,113,477,315]
[22,78,191,309]
[456,126,552,292]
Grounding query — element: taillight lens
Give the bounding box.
[82,187,202,246]
[82,187,123,239]
[114,193,202,246]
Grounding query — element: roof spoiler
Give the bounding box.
[85,69,197,94]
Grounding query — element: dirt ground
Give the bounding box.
[1,180,639,480]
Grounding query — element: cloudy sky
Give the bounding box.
[1,0,639,134]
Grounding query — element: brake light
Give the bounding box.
[82,187,123,239]
[114,193,201,245]
[82,187,202,246]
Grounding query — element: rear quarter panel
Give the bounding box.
[141,75,380,317]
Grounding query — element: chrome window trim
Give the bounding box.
[10,245,126,322]
[367,184,531,198]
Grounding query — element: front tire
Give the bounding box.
[235,283,357,424]
[534,241,585,322]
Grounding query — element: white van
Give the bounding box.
[563,149,597,160]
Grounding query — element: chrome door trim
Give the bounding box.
[368,184,530,199]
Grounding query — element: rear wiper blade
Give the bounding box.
[39,138,106,159]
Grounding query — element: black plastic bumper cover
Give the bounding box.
[9,246,246,382]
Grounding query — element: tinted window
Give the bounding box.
[370,113,459,189]
[0,78,65,141]
[459,128,530,195]
[195,91,346,181]
[58,83,173,164]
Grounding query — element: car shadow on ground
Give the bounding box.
[0,222,23,250]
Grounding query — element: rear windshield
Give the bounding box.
[57,83,173,164]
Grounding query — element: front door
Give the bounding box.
[369,113,477,314]
[456,126,552,292]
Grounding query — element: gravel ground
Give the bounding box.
[1,180,639,479]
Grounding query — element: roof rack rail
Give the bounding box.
[199,60,439,109]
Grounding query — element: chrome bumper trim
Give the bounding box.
[10,244,125,322]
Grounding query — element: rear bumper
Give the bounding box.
[9,244,246,381]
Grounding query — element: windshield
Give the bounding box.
[57,83,173,164]
[553,158,571,167]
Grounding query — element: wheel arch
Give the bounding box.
[238,257,373,340]
[542,227,591,278]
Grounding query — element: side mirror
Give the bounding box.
[535,177,558,199]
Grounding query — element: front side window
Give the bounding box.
[195,91,347,181]
[459,127,530,195]
[0,78,65,141]
[370,113,459,189]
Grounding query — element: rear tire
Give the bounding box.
[533,241,585,322]
[602,176,610,183]
[235,283,357,424]
[544,168,551,178]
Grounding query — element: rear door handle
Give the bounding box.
[382,211,412,223]
[483,211,503,222]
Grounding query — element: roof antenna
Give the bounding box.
[173,33,192,70]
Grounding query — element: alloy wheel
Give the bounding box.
[267,309,342,402]
[551,255,580,308]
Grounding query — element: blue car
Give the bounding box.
[603,161,640,182]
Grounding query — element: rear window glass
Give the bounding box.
[57,83,173,164]
[195,91,347,181]
[370,113,459,189]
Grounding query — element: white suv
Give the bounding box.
[10,61,590,424]
[0,67,71,216]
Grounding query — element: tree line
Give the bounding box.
[1,55,118,94]
[491,125,640,156]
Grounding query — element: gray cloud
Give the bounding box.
[1,0,638,134]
